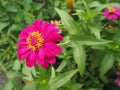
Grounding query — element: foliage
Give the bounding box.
[0,0,120,90]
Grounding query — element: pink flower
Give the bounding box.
[115,71,120,86]
[17,20,63,68]
[50,20,61,26]
[103,6,120,19]
[50,20,62,34]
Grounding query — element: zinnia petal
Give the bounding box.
[46,56,56,64]
[40,22,51,38]
[44,42,62,57]
[17,40,26,46]
[27,24,35,32]
[34,20,43,31]
[103,10,109,16]
[54,33,63,42]
[38,58,48,68]
[17,47,29,55]
[38,47,45,59]
[19,28,29,39]
[26,52,37,67]
[107,14,118,19]
[18,51,31,60]
[45,27,62,42]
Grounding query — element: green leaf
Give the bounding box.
[7,6,17,12]
[3,80,13,90]
[73,46,86,77]
[91,51,104,70]
[70,35,112,45]
[87,88,102,90]
[7,71,22,79]
[0,22,9,31]
[38,85,50,90]
[88,25,101,39]
[49,69,78,89]
[82,0,89,13]
[0,86,3,90]
[31,67,37,77]
[89,1,101,8]
[37,65,49,78]
[49,67,56,83]
[56,60,67,72]
[23,82,36,90]
[55,8,81,35]
[100,53,115,76]
[12,59,21,71]
[22,65,33,80]
[37,11,43,19]
[7,24,21,34]
[11,78,24,89]
[32,3,44,11]
[113,30,120,44]
[71,83,83,90]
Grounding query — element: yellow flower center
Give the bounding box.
[26,31,44,51]
[108,7,116,13]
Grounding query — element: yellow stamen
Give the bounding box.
[26,31,44,51]
[108,7,116,13]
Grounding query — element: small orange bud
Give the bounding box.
[66,0,75,8]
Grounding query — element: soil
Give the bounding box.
[0,71,6,87]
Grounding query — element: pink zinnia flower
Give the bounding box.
[103,6,120,19]
[17,20,63,68]
[115,71,120,86]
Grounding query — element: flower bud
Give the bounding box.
[66,0,74,8]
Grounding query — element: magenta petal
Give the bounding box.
[40,22,50,38]
[45,33,54,42]
[38,47,45,59]
[46,56,56,64]
[27,24,35,32]
[26,52,37,67]
[38,58,48,68]
[17,47,29,54]
[18,51,31,60]
[19,33,28,39]
[107,14,118,19]
[44,42,62,57]
[19,28,29,39]
[45,26,54,37]
[115,79,120,86]
[54,34,63,42]
[115,71,120,86]
[44,26,56,40]
[34,20,43,31]
[45,27,62,42]
[115,10,120,16]
[103,10,109,16]
[22,28,29,34]
[17,40,26,45]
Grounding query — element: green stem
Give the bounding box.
[58,40,71,46]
